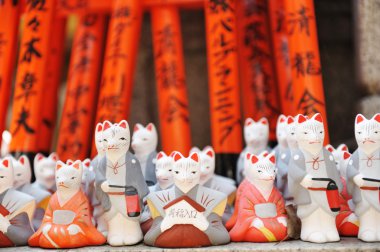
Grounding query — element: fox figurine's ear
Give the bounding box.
[146,123,155,131]
[246,153,251,160]
[96,123,103,133]
[313,113,323,123]
[157,151,167,160]
[190,152,199,162]
[356,114,366,124]
[203,146,214,158]
[134,123,143,132]
[287,116,295,125]
[326,144,335,153]
[103,120,112,131]
[268,153,276,164]
[250,155,259,164]
[173,152,184,162]
[259,117,268,125]
[373,113,380,123]
[298,114,307,124]
[56,161,65,170]
[278,114,286,124]
[245,118,254,126]
[118,120,129,129]
[343,151,351,160]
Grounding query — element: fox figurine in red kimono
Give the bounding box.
[29,160,106,248]
[229,151,288,242]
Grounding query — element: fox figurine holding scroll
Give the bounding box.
[347,113,380,242]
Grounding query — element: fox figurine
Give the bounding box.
[288,113,342,243]
[95,120,149,246]
[347,113,380,242]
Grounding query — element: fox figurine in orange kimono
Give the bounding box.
[229,151,288,242]
[28,160,106,248]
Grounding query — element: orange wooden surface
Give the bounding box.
[57,14,106,161]
[92,0,143,156]
[9,0,57,154]
[151,6,192,154]
[237,0,281,141]
[38,17,67,153]
[284,0,330,144]
[0,1,21,142]
[204,0,242,153]
[268,0,296,116]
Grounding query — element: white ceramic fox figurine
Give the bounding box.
[31,153,59,193]
[12,155,50,229]
[132,123,158,186]
[347,113,380,242]
[288,113,342,243]
[237,118,270,183]
[95,120,149,246]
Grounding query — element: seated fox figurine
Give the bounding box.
[31,153,59,193]
[132,123,158,186]
[0,157,35,247]
[95,120,149,246]
[191,146,236,223]
[229,151,288,242]
[12,155,51,229]
[141,151,174,234]
[144,152,230,248]
[288,113,342,243]
[29,160,106,248]
[236,117,270,183]
[326,144,359,236]
[347,113,380,242]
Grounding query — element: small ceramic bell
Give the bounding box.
[132,123,158,186]
[94,120,149,246]
[347,113,380,242]
[229,151,288,242]
[0,157,35,247]
[326,144,359,237]
[288,113,342,243]
[29,160,106,248]
[12,155,50,230]
[236,117,270,183]
[191,146,236,223]
[144,151,230,248]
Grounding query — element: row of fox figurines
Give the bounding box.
[0,112,379,248]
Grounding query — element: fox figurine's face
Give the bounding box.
[244,118,269,151]
[0,158,13,194]
[95,123,106,156]
[296,114,325,156]
[276,115,288,149]
[34,152,59,190]
[196,146,215,185]
[155,152,174,189]
[12,155,31,189]
[55,160,83,194]
[286,116,298,150]
[172,152,201,193]
[245,151,277,187]
[102,120,130,161]
[355,114,380,156]
[131,123,158,156]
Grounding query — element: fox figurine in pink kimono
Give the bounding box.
[229,151,288,242]
[326,144,359,236]
[347,113,380,242]
[288,113,342,243]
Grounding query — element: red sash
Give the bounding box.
[0,204,14,247]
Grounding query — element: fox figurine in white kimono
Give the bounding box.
[237,117,270,183]
[288,113,342,243]
[31,153,59,193]
[191,146,236,222]
[12,155,51,229]
[347,113,380,242]
[0,157,35,247]
[95,120,149,246]
[132,123,158,186]
[144,152,230,247]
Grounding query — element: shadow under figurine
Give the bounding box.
[347,113,380,242]
[94,120,149,246]
[288,113,342,243]
[0,157,35,247]
[28,160,106,248]
[144,152,230,248]
[229,151,288,242]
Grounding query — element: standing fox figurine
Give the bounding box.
[0,157,35,247]
[236,118,270,183]
[95,120,149,246]
[32,153,59,193]
[132,123,158,186]
[29,160,106,248]
[347,113,380,242]
[288,113,342,243]
[229,152,288,242]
